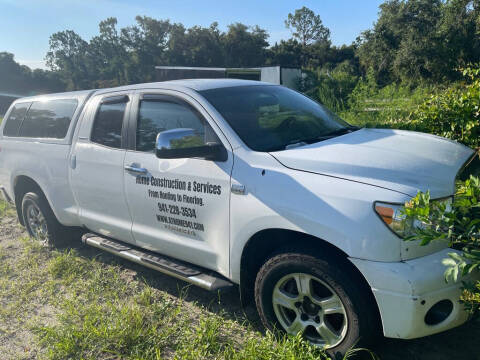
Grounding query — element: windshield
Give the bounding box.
[200,85,354,152]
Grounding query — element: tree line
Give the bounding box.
[0,52,65,95]
[42,8,355,90]
[1,1,480,94]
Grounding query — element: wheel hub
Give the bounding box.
[25,202,48,243]
[302,296,320,316]
[272,272,348,349]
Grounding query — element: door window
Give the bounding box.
[136,97,219,153]
[3,102,31,136]
[12,99,77,139]
[91,97,128,149]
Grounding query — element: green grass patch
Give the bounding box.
[340,83,435,127]
[0,208,352,360]
[34,248,333,360]
[0,198,16,218]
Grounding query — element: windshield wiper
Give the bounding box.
[299,126,360,145]
[285,141,308,150]
[269,126,361,152]
[322,126,359,138]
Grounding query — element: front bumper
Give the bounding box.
[350,249,478,339]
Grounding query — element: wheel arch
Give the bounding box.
[239,228,382,331]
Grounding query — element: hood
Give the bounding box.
[270,128,474,198]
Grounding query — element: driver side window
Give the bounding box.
[136,96,219,153]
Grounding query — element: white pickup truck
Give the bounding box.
[0,79,477,354]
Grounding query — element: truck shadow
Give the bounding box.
[67,240,479,360]
[373,319,480,360]
[68,241,263,329]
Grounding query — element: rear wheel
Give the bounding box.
[22,192,68,247]
[255,251,379,356]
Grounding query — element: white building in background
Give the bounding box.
[155,65,302,89]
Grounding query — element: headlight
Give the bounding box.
[374,202,411,238]
[374,198,452,238]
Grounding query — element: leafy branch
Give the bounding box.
[403,174,480,310]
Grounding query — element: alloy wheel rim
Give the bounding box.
[272,272,348,348]
[26,203,48,244]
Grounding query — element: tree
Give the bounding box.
[356,0,480,85]
[222,23,269,67]
[121,16,171,83]
[0,52,30,93]
[438,0,480,71]
[283,7,331,67]
[30,68,65,93]
[89,18,129,87]
[391,0,445,82]
[45,30,91,90]
[267,39,304,67]
[285,6,330,46]
[184,23,224,66]
[167,23,225,67]
[0,52,65,95]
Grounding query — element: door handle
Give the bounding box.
[70,155,77,169]
[124,165,148,174]
[231,183,246,195]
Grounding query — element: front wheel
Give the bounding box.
[255,251,379,356]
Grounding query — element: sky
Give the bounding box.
[0,0,384,70]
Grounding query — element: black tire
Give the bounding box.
[255,251,380,358]
[21,192,69,247]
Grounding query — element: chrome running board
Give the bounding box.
[82,233,233,291]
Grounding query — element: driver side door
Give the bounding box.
[123,90,233,276]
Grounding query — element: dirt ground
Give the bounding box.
[0,212,478,360]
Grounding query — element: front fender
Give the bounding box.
[229,149,408,282]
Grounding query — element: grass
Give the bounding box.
[339,84,434,127]
[1,198,479,360]
[0,199,15,217]
[0,199,345,360]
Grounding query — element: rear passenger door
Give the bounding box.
[70,92,135,243]
[123,91,233,275]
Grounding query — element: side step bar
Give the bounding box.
[82,233,233,291]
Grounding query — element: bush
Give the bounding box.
[403,175,480,312]
[407,67,480,148]
[340,69,433,126]
[299,62,359,113]
[341,66,480,150]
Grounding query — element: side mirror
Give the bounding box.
[155,128,227,162]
